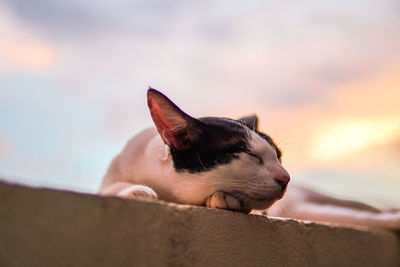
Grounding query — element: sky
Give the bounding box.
[0,0,399,208]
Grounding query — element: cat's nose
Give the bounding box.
[275,171,290,190]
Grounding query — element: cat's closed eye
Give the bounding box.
[248,153,263,164]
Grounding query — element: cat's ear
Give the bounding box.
[238,115,259,130]
[147,88,202,149]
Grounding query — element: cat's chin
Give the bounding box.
[239,190,287,210]
[243,199,278,210]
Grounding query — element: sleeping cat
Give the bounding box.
[99,88,400,230]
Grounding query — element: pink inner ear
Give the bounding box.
[148,94,188,147]
[150,99,174,131]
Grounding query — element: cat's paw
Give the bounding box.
[205,191,250,213]
[117,185,158,200]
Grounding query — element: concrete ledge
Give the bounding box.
[0,181,399,267]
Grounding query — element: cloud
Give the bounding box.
[0,7,56,71]
[2,0,399,109]
[2,42,55,70]
[2,0,189,37]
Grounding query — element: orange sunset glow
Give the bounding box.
[284,66,400,168]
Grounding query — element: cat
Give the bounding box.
[99,88,400,230]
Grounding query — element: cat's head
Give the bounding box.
[147,88,290,210]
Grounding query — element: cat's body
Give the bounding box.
[100,127,218,205]
[99,88,400,230]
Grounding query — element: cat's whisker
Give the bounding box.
[194,151,208,172]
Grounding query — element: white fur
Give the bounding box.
[99,128,287,210]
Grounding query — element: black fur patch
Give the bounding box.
[170,117,250,173]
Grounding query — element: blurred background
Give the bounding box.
[0,0,399,208]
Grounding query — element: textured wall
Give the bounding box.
[0,181,399,267]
